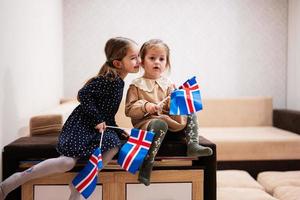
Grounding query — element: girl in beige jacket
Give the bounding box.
[125,39,213,186]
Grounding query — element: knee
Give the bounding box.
[148,119,168,133]
[190,113,198,121]
[60,157,76,172]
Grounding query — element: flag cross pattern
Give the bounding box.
[180,80,200,114]
[122,129,151,171]
[170,76,203,115]
[72,148,102,199]
[118,128,154,174]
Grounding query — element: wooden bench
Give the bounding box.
[2,135,216,200]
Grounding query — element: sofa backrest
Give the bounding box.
[29,96,273,136]
[197,97,273,127]
[116,101,133,128]
[116,97,273,128]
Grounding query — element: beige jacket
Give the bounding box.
[125,76,187,132]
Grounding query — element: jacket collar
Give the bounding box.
[131,76,172,92]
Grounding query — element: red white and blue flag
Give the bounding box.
[72,147,103,199]
[118,128,154,174]
[170,76,203,115]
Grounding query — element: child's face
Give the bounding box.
[120,44,140,74]
[142,47,167,79]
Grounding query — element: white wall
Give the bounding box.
[0,0,63,179]
[0,0,292,181]
[287,0,300,110]
[63,0,288,108]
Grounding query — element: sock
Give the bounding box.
[102,147,119,166]
[68,183,82,200]
[187,142,213,157]
[0,183,5,200]
[185,114,213,157]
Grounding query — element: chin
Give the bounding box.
[133,68,140,73]
[153,75,161,79]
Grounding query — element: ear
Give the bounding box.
[112,60,122,69]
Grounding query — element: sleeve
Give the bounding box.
[125,85,148,120]
[77,77,107,126]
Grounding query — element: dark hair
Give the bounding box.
[77,37,137,101]
[139,39,171,70]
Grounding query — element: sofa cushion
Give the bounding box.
[217,170,264,189]
[273,186,300,200]
[115,100,133,128]
[217,188,278,200]
[200,127,300,161]
[257,171,300,194]
[197,97,273,127]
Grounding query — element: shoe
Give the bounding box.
[138,160,153,186]
[187,142,213,157]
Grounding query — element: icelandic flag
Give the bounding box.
[118,128,155,174]
[72,147,103,199]
[170,76,203,115]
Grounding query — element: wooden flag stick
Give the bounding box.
[99,130,104,148]
[144,95,170,117]
[106,125,128,131]
[157,96,170,106]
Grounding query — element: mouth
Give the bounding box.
[153,66,160,70]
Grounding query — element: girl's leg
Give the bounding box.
[138,119,168,186]
[185,114,213,157]
[68,183,83,200]
[68,147,119,200]
[102,147,119,166]
[0,156,76,200]
[0,186,4,200]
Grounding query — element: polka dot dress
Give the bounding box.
[57,75,124,159]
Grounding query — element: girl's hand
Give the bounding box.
[121,130,130,138]
[95,122,106,133]
[145,102,161,114]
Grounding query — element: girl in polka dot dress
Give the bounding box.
[0,37,140,200]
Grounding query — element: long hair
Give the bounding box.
[77,37,137,101]
[139,39,171,71]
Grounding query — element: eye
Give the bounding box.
[159,57,165,62]
[149,56,155,60]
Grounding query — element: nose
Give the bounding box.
[154,58,160,63]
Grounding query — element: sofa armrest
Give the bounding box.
[273,109,300,135]
[30,115,63,136]
[29,100,79,136]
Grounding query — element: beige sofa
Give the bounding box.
[197,97,300,161]
[29,96,300,177]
